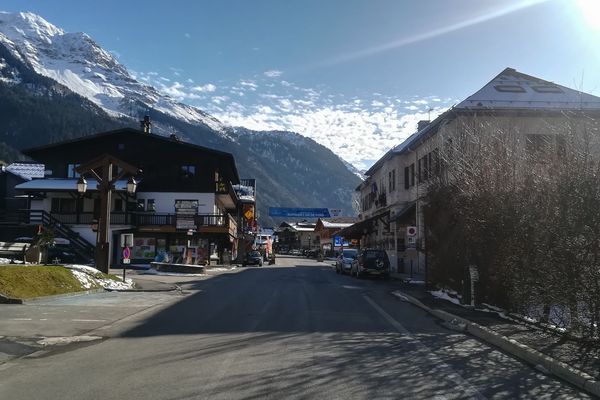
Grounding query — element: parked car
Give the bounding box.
[351,249,390,279]
[305,249,319,258]
[289,249,302,256]
[243,251,263,267]
[335,248,358,275]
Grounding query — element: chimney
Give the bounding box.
[140,115,151,133]
[417,120,429,132]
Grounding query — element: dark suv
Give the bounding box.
[351,249,390,279]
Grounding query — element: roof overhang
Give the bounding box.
[15,178,136,192]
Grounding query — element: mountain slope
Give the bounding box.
[0,10,361,226]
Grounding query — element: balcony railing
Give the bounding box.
[48,212,233,228]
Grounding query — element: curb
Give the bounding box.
[21,288,107,304]
[392,290,600,398]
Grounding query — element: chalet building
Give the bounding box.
[314,217,356,256]
[276,221,316,251]
[14,127,242,267]
[339,67,600,275]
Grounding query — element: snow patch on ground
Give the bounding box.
[0,258,25,264]
[37,335,102,346]
[65,264,135,290]
[430,289,462,305]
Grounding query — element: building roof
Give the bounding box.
[316,216,357,230]
[22,128,240,183]
[15,178,135,192]
[5,162,45,181]
[456,67,600,111]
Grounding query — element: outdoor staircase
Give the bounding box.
[0,210,95,262]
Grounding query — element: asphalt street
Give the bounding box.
[0,256,592,399]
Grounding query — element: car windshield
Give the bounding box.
[342,249,357,258]
[249,251,261,257]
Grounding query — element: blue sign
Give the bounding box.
[269,207,331,218]
[333,236,350,247]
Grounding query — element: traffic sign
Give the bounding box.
[122,246,131,260]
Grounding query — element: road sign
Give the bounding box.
[269,207,331,218]
[406,226,417,237]
[122,246,131,260]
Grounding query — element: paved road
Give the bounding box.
[0,256,591,399]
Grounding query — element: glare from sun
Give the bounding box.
[575,0,600,30]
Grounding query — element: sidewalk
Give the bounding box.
[392,281,600,396]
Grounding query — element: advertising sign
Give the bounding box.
[175,200,198,230]
[333,236,350,247]
[269,207,331,218]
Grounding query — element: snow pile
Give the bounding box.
[0,257,25,264]
[37,335,102,346]
[430,289,462,305]
[65,264,135,290]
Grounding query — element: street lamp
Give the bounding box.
[77,176,87,194]
[126,176,137,195]
[308,234,311,250]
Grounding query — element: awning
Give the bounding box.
[335,211,387,239]
[15,178,136,192]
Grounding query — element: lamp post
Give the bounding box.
[308,234,311,250]
[76,154,140,273]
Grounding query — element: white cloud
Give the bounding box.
[211,96,229,105]
[264,69,283,78]
[240,80,258,90]
[184,33,191,39]
[210,94,447,170]
[192,83,217,93]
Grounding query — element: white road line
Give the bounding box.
[9,318,32,321]
[71,319,107,322]
[363,294,487,400]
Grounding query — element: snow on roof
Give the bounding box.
[456,68,600,110]
[321,221,354,229]
[6,163,45,180]
[15,178,134,192]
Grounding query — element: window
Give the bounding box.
[146,199,156,212]
[404,167,410,190]
[418,158,423,183]
[531,85,563,94]
[526,134,553,155]
[409,164,415,187]
[67,163,80,178]
[51,198,76,213]
[494,85,526,93]
[181,165,196,179]
[114,198,124,212]
[388,169,396,192]
[137,199,146,211]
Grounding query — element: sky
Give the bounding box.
[3,0,600,170]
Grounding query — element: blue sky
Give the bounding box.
[3,0,600,169]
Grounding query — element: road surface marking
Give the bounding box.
[363,294,487,400]
[71,319,107,322]
[9,318,32,321]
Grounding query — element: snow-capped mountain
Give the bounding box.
[0,11,225,133]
